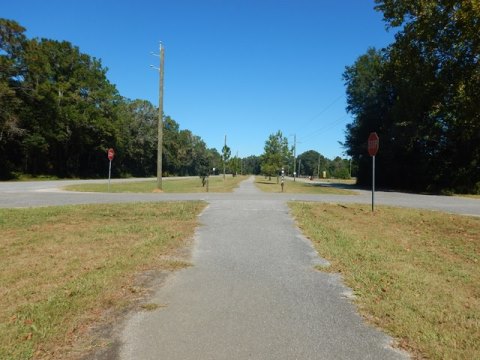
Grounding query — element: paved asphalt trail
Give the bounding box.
[119,177,408,359]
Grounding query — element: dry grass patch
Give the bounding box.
[64,176,247,193]
[315,177,357,185]
[290,202,480,359]
[255,176,357,195]
[457,194,480,200]
[0,201,205,359]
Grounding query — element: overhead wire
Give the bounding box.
[290,93,350,154]
[299,94,345,130]
[299,114,349,143]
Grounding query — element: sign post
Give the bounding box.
[368,133,379,212]
[107,148,115,192]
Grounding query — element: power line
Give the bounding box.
[299,94,345,129]
[299,114,349,143]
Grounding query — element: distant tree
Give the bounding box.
[242,155,261,175]
[297,150,326,177]
[296,150,351,179]
[328,156,351,179]
[116,99,157,177]
[192,135,210,176]
[229,155,241,176]
[207,148,222,175]
[261,130,292,180]
[222,138,231,179]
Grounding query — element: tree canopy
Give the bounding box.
[344,1,480,193]
[260,130,292,178]
[0,18,219,179]
[296,150,351,179]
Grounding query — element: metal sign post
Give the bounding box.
[108,160,112,192]
[372,155,375,212]
[107,148,115,192]
[367,133,379,212]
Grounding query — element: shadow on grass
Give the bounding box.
[304,182,359,191]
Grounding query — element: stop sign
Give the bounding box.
[107,148,115,161]
[368,132,379,156]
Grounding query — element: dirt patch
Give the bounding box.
[79,270,170,360]
[78,244,194,360]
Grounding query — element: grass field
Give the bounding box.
[255,176,357,195]
[0,202,206,359]
[63,176,247,193]
[290,202,480,359]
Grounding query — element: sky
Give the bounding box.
[2,0,396,159]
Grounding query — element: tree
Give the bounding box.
[296,150,351,179]
[376,0,480,193]
[222,136,231,180]
[343,0,480,193]
[229,155,241,176]
[17,37,121,177]
[208,148,222,175]
[116,99,157,177]
[328,156,351,179]
[0,18,223,181]
[0,19,27,178]
[297,150,325,178]
[261,130,292,180]
[192,135,210,177]
[242,155,261,175]
[343,48,391,186]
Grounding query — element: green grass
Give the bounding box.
[290,202,480,359]
[255,176,357,195]
[0,202,206,359]
[64,176,247,193]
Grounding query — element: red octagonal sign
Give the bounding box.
[107,148,115,161]
[368,132,379,156]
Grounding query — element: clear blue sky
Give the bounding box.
[3,0,396,159]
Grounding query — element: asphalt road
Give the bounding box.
[0,176,479,217]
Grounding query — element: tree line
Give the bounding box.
[0,19,224,180]
[248,130,352,179]
[344,1,479,194]
[1,18,356,182]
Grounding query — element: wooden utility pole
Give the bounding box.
[317,153,321,179]
[156,43,164,190]
[293,134,297,181]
